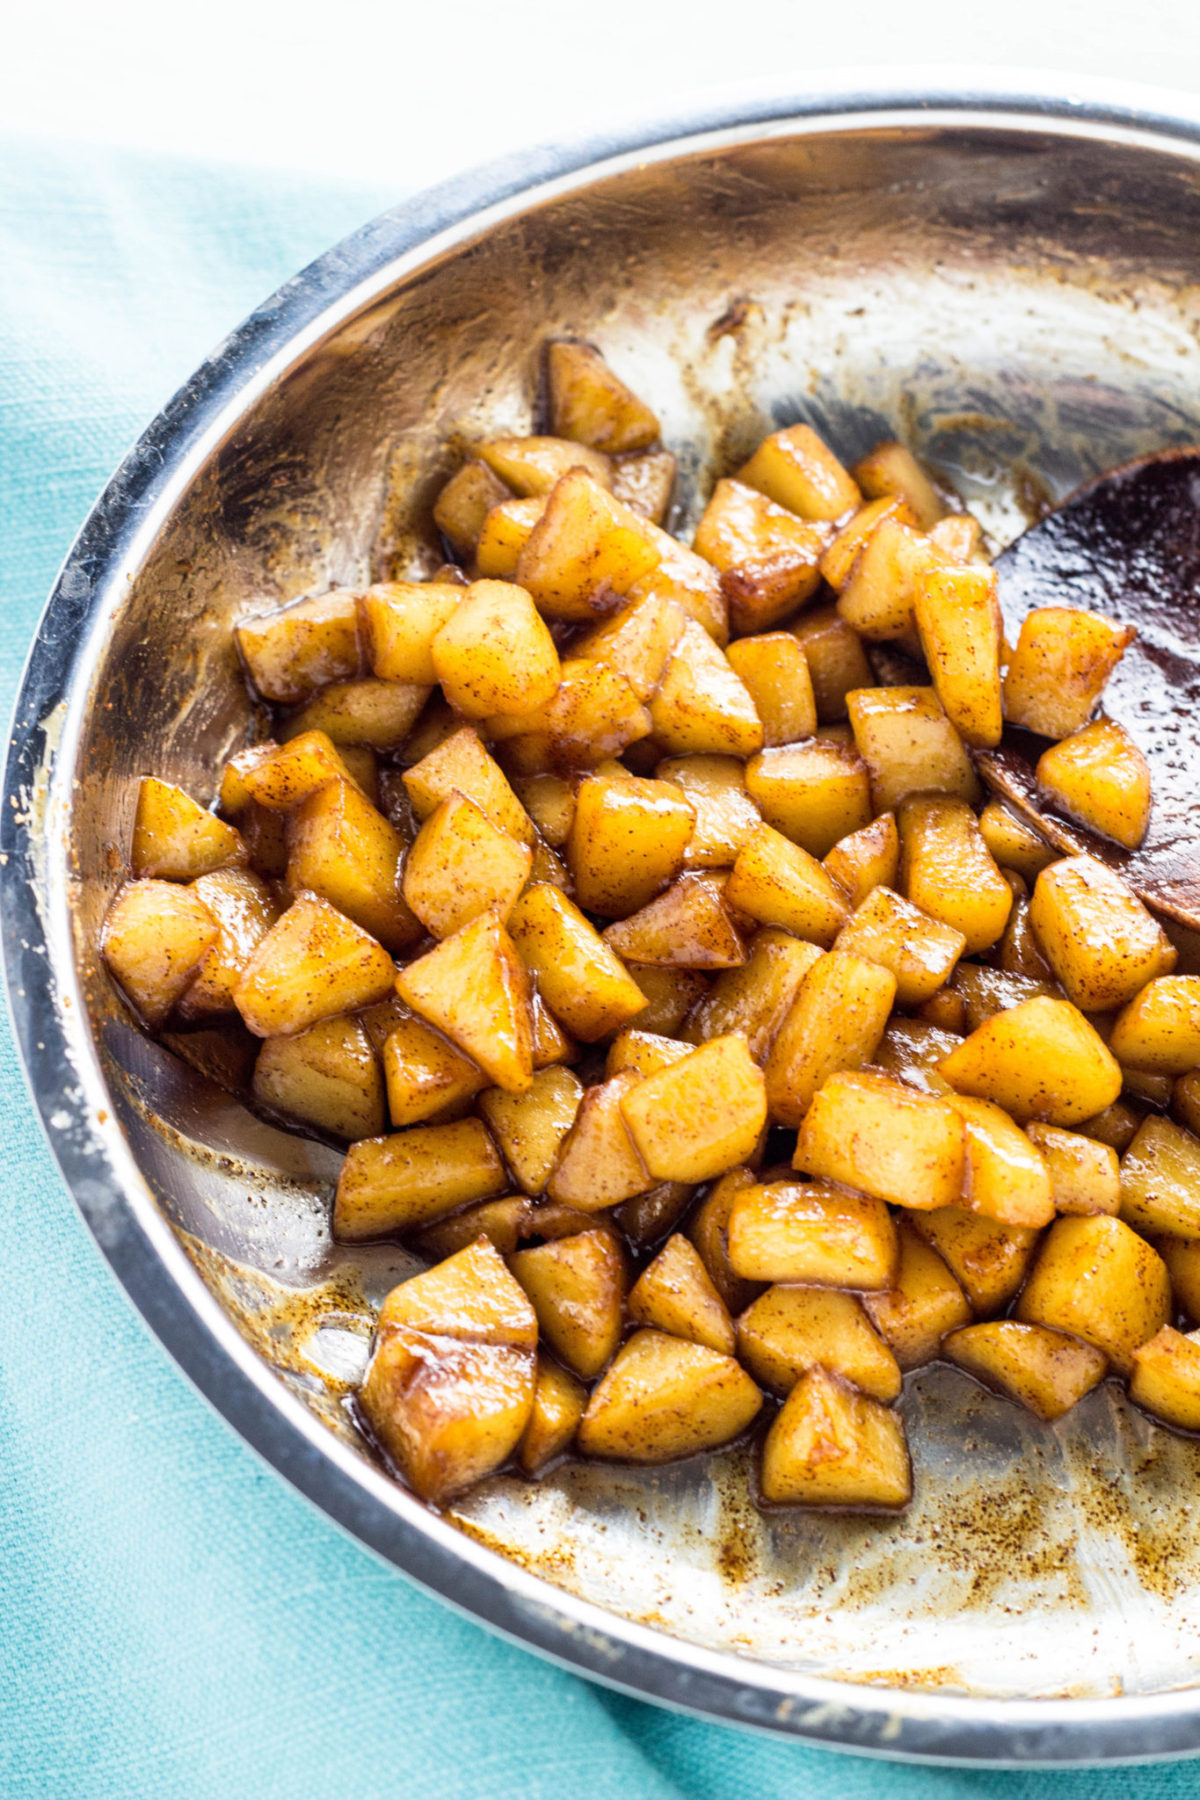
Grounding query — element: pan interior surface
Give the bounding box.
[27,103,1200,1737]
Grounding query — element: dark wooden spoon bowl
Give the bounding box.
[976,448,1200,931]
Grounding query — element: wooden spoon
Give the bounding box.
[976,448,1200,932]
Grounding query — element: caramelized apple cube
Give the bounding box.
[578,1329,762,1463]
[744,741,872,860]
[477,434,612,495]
[792,605,874,721]
[938,995,1121,1127]
[510,1227,626,1379]
[823,811,900,908]
[476,496,547,578]
[235,590,361,704]
[101,879,219,1029]
[948,1095,1054,1228]
[1016,1213,1169,1373]
[427,579,560,721]
[381,1012,487,1128]
[545,340,660,453]
[177,868,280,1019]
[285,676,429,751]
[833,884,964,1007]
[693,479,827,633]
[566,774,694,916]
[1036,717,1151,850]
[837,518,943,640]
[508,884,647,1040]
[738,423,860,521]
[432,462,511,558]
[252,1012,385,1140]
[620,1034,767,1183]
[571,594,686,700]
[478,1066,583,1196]
[546,1071,651,1210]
[603,872,746,970]
[727,1179,898,1289]
[619,963,708,1036]
[402,791,532,940]
[515,470,660,620]
[334,1118,507,1239]
[795,1070,967,1211]
[862,1216,972,1369]
[682,929,823,1063]
[944,1320,1107,1421]
[131,777,247,882]
[978,800,1057,884]
[648,620,763,757]
[1110,976,1200,1076]
[403,726,534,844]
[899,795,1012,956]
[847,685,980,811]
[913,562,1003,748]
[1002,606,1135,739]
[234,894,396,1037]
[628,1234,735,1354]
[764,952,896,1126]
[519,1358,589,1474]
[288,778,420,953]
[1119,1114,1200,1238]
[655,754,761,868]
[1130,1326,1200,1430]
[1025,1122,1120,1216]
[737,1286,900,1401]
[397,909,533,1094]
[852,440,948,529]
[1029,855,1175,1010]
[760,1367,910,1508]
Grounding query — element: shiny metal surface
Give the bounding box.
[11,77,1200,1764]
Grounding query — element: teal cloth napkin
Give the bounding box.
[1,129,1197,1800]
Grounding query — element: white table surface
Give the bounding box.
[4,0,1200,189]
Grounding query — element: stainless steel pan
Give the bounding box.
[11,76,1200,1764]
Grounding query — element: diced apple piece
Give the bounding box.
[627,527,730,644]
[615,1181,694,1248]
[427,579,560,720]
[478,1066,583,1196]
[995,888,1057,982]
[938,994,1121,1126]
[177,869,280,1019]
[725,634,817,747]
[765,952,896,1126]
[944,1321,1107,1421]
[913,988,967,1033]
[727,1179,897,1289]
[604,1029,693,1079]
[693,479,827,633]
[1110,977,1200,1076]
[515,470,661,620]
[284,676,429,752]
[476,496,547,578]
[509,1228,626,1378]
[823,812,900,908]
[688,1167,762,1315]
[477,434,612,495]
[948,1095,1054,1227]
[1016,1214,1169,1374]
[738,423,860,522]
[252,1012,385,1140]
[649,619,763,757]
[1154,1235,1200,1321]
[1130,1326,1200,1430]
[379,1230,534,1350]
[863,1216,972,1369]
[242,729,360,812]
[334,1119,506,1239]
[792,606,874,721]
[432,462,512,558]
[949,964,1059,1034]
[898,796,1012,957]
[131,777,247,881]
[397,909,533,1094]
[795,1070,967,1212]
[819,496,919,591]
[726,823,849,947]
[833,885,964,1007]
[509,884,647,1041]
[629,1234,736,1355]
[1030,855,1175,1011]
[546,340,660,453]
[620,964,708,1036]
[1025,1123,1120,1216]
[744,741,871,860]
[611,450,677,525]
[535,658,651,766]
[978,800,1057,885]
[513,772,574,848]
[603,873,746,970]
[381,1012,486,1128]
[928,513,984,560]
[403,726,534,844]
[908,1208,1040,1315]
[656,755,761,868]
[234,894,396,1037]
[872,1019,961,1097]
[566,775,694,916]
[760,1367,910,1508]
[738,1286,900,1401]
[682,930,823,1063]
[847,685,980,811]
[1119,1114,1200,1238]
[235,590,361,704]
[288,778,420,953]
[519,1359,589,1474]
[1003,606,1135,739]
[620,1035,766,1183]
[401,791,531,940]
[360,1328,534,1502]
[1036,718,1151,850]
[853,441,947,529]
[360,583,463,685]
[578,1329,762,1463]
[101,879,219,1029]
[546,1071,650,1210]
[1079,1099,1142,1152]
[913,562,1003,748]
[572,594,686,700]
[837,518,943,640]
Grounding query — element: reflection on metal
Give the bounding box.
[10,79,1200,1761]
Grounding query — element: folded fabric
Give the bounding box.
[0,130,1194,1799]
